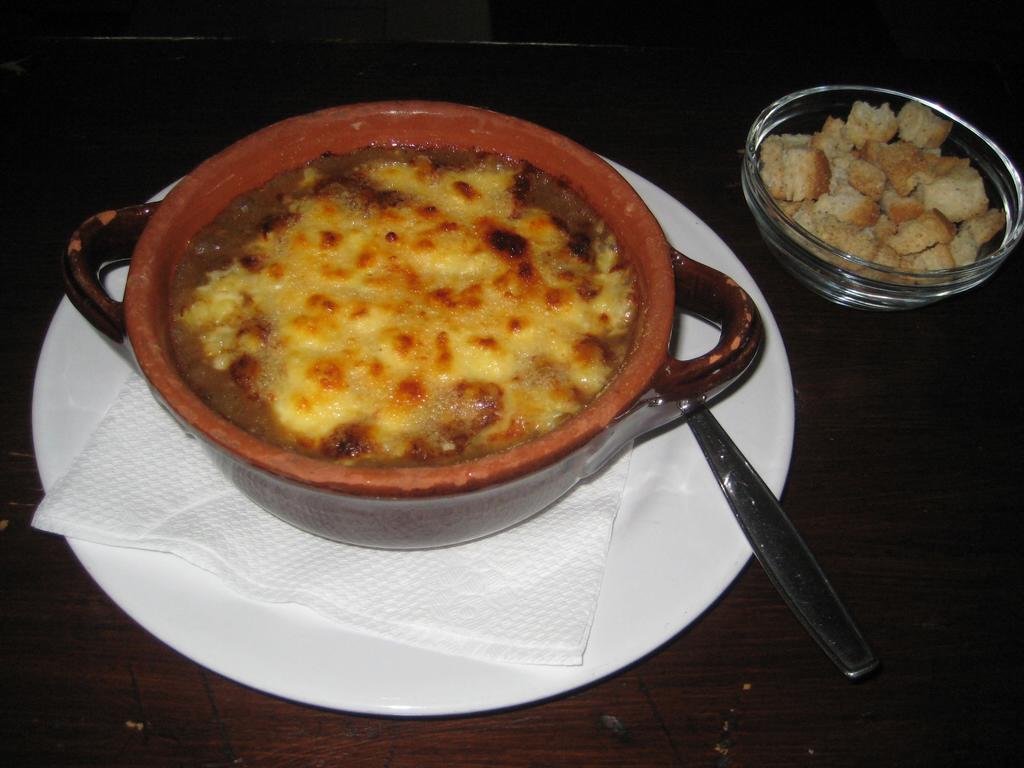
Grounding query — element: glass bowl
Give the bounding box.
[741,85,1023,310]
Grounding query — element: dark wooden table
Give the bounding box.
[3,37,1022,767]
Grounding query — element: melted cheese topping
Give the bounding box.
[173,149,636,465]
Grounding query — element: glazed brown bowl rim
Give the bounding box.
[123,101,677,497]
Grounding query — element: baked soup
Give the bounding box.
[170,147,638,466]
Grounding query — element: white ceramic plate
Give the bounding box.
[32,163,794,716]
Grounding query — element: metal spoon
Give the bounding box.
[686,403,879,680]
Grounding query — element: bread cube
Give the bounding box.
[961,207,1006,245]
[903,243,955,271]
[885,209,956,255]
[950,230,979,266]
[897,101,952,149]
[950,208,1007,265]
[873,244,901,269]
[844,101,898,148]
[813,184,880,227]
[794,207,879,260]
[917,163,989,222]
[812,116,854,159]
[873,214,897,241]
[863,140,930,196]
[760,135,831,202]
[880,188,925,224]
[847,158,887,200]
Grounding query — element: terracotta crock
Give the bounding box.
[64,101,762,548]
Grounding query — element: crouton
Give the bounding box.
[950,230,980,266]
[844,101,898,148]
[778,133,812,148]
[923,152,969,177]
[897,100,952,149]
[880,188,925,224]
[760,135,831,201]
[811,116,854,159]
[873,244,901,269]
[812,184,880,227]
[874,214,897,242]
[776,199,806,217]
[794,207,878,261]
[949,208,1007,266]
[903,243,956,271]
[886,209,956,255]
[916,163,989,222]
[961,207,1006,245]
[863,140,930,196]
[847,157,887,200]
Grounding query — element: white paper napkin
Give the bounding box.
[32,373,631,665]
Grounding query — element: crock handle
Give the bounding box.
[63,204,158,343]
[650,248,764,402]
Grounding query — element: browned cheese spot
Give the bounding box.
[321,423,377,459]
[546,288,566,308]
[516,260,536,281]
[575,279,601,300]
[291,314,331,336]
[511,172,530,203]
[229,354,261,400]
[307,293,338,313]
[239,253,263,272]
[320,263,350,280]
[487,227,528,259]
[370,189,404,209]
[453,381,503,427]
[435,331,452,368]
[573,334,615,366]
[260,211,300,238]
[431,288,453,307]
[393,333,416,356]
[404,438,436,462]
[308,359,345,390]
[395,377,427,405]
[568,231,592,261]
[454,180,478,200]
[236,318,270,345]
[393,263,423,292]
[431,285,482,310]
[412,154,434,180]
[440,381,504,452]
[494,415,529,443]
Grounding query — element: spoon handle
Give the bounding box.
[687,405,879,680]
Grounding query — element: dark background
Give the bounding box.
[6,0,1020,72]
[8,1,1021,106]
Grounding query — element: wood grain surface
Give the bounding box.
[2,37,1021,767]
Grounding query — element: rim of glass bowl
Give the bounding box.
[742,84,1024,287]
